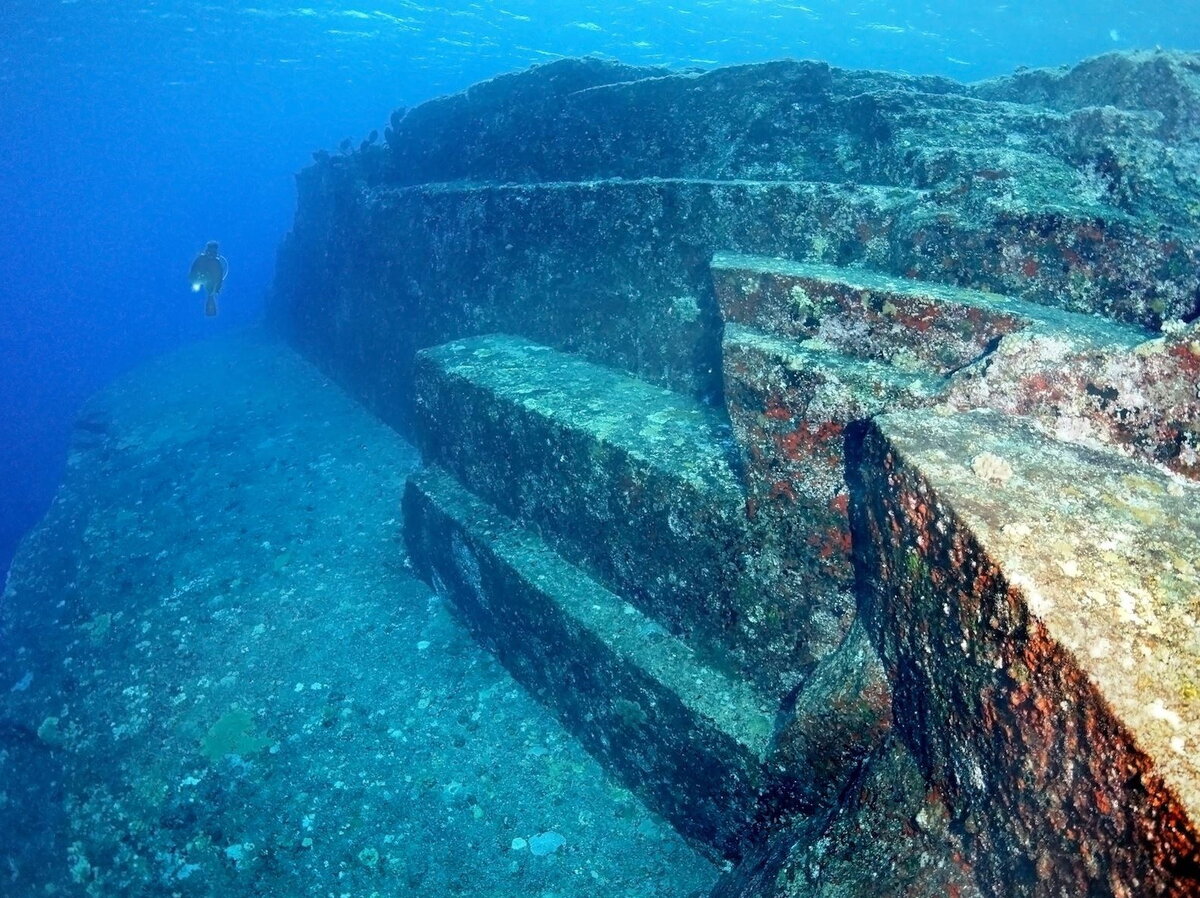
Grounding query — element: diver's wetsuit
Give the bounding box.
[189,245,228,317]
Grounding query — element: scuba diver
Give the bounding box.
[188,241,229,317]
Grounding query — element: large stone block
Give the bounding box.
[851,407,1200,897]
[713,251,1145,375]
[948,321,1200,482]
[268,49,1200,896]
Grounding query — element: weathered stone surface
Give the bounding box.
[722,324,932,667]
[711,251,1200,735]
[270,48,1200,898]
[851,407,1200,897]
[713,255,1200,894]
[714,251,1149,372]
[374,53,1200,251]
[973,50,1200,144]
[403,465,778,859]
[0,336,720,898]
[413,332,816,694]
[716,252,1049,375]
[274,175,911,422]
[948,319,1200,481]
[394,255,1198,896]
[768,621,892,814]
[404,332,920,869]
[380,57,671,184]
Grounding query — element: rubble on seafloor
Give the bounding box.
[0,336,718,897]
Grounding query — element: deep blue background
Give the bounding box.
[1,0,1197,580]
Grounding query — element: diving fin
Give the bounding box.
[205,296,218,317]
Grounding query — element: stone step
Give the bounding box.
[402,466,779,859]
[851,406,1200,897]
[712,251,1147,375]
[412,333,806,695]
[723,320,941,524]
[281,174,919,425]
[712,252,1200,486]
[712,254,1157,677]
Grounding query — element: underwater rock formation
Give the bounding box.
[852,409,1200,897]
[271,49,1200,898]
[6,50,1197,898]
[274,52,1200,431]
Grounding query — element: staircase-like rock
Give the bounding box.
[411,333,806,696]
[712,251,1159,607]
[709,251,1199,895]
[404,334,821,860]
[401,251,1200,890]
[276,55,1200,442]
[404,466,775,858]
[281,50,1200,897]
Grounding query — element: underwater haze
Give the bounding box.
[0,0,1198,579]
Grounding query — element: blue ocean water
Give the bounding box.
[0,0,1196,579]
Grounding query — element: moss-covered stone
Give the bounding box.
[200,709,270,761]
